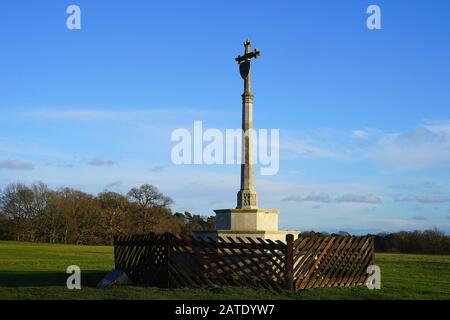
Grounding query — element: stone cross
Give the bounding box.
[235,39,261,93]
[195,40,299,242]
[235,39,260,209]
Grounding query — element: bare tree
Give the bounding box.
[0,183,35,240]
[98,191,129,243]
[127,184,173,233]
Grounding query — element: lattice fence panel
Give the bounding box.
[292,236,374,290]
[114,233,374,292]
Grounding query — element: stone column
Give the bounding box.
[237,88,258,209]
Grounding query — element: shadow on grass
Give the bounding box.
[0,270,107,287]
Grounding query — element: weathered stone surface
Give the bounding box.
[214,208,279,231]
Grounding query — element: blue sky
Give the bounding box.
[1,0,450,234]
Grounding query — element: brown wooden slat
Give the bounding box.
[344,237,373,286]
[324,236,360,287]
[306,236,347,288]
[245,237,285,285]
[312,236,350,288]
[297,237,333,289]
[355,238,375,286]
[232,237,283,291]
[318,236,355,288]
[338,237,370,286]
[293,237,320,277]
[113,232,374,292]
[294,237,329,289]
[207,236,254,287]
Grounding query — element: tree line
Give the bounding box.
[301,229,450,255]
[374,229,450,254]
[0,182,214,245]
[1,182,449,254]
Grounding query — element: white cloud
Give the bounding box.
[0,159,34,170]
[280,121,450,171]
[20,109,450,172]
[85,158,116,167]
[389,181,442,194]
[410,216,427,221]
[304,192,333,203]
[281,192,382,204]
[351,215,432,229]
[352,129,369,138]
[24,108,234,122]
[395,195,450,204]
[364,121,450,170]
[280,138,341,160]
[335,194,382,204]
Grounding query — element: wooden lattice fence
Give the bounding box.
[290,236,375,290]
[114,233,374,291]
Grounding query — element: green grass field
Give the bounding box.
[0,240,449,300]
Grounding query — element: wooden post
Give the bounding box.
[285,234,294,292]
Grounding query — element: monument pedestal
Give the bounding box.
[215,208,279,231]
[193,208,299,243]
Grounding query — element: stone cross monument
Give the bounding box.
[236,39,259,210]
[194,40,299,242]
